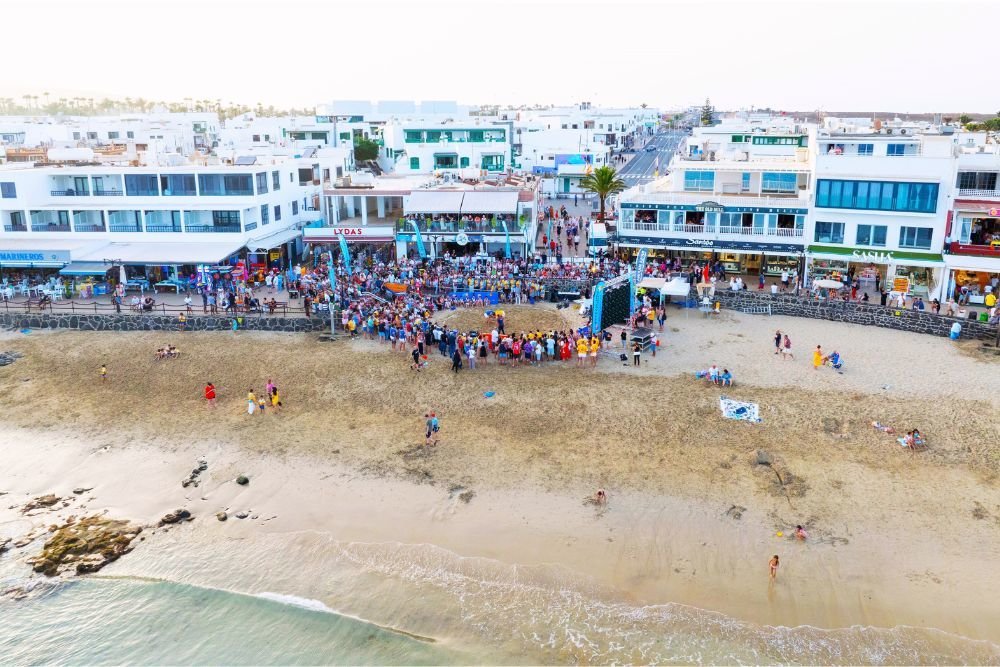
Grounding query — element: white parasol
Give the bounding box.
[812,279,843,290]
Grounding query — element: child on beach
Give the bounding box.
[247,388,256,415]
[782,335,794,360]
[271,386,282,411]
[100,364,107,382]
[204,382,216,408]
[769,555,780,579]
[795,525,808,540]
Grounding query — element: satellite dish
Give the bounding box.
[456,232,469,246]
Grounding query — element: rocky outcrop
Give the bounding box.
[158,509,192,526]
[21,494,62,513]
[26,515,142,576]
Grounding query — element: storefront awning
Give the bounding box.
[461,191,519,214]
[638,277,667,290]
[75,240,245,266]
[807,244,943,265]
[59,261,113,276]
[246,227,301,252]
[405,191,465,215]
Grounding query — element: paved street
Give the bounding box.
[617,129,687,185]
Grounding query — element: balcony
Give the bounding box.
[31,224,72,232]
[185,225,241,233]
[956,188,1000,200]
[145,224,182,233]
[109,223,142,232]
[75,224,107,232]
[619,221,804,239]
[632,190,809,210]
[946,241,1000,257]
[3,223,28,232]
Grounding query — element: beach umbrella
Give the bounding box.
[812,279,843,290]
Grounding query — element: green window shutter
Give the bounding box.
[409,157,420,170]
[460,157,470,168]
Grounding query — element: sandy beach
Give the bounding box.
[1,306,999,662]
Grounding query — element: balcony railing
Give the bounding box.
[145,224,182,233]
[956,188,1000,199]
[31,225,72,232]
[74,225,107,232]
[946,241,1000,257]
[185,224,241,233]
[3,224,28,232]
[94,190,124,196]
[109,224,141,232]
[631,191,809,209]
[620,221,804,238]
[51,189,89,196]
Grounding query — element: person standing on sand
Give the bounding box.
[633,341,642,367]
[773,330,782,355]
[769,554,780,579]
[204,382,216,408]
[813,345,823,370]
[247,388,256,415]
[100,364,107,382]
[266,379,275,398]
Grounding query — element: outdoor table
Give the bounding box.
[287,288,300,300]
[126,280,150,292]
[155,281,181,293]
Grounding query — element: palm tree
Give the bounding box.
[579,165,626,224]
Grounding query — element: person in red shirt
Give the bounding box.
[204,382,216,408]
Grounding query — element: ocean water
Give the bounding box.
[0,578,464,665]
[2,537,998,665]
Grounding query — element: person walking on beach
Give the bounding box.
[782,334,794,360]
[451,347,463,373]
[813,345,823,370]
[100,364,107,383]
[424,412,440,446]
[247,388,257,415]
[769,554,780,580]
[204,382,216,408]
[632,341,642,367]
[270,386,282,412]
[621,328,628,350]
[773,330,782,355]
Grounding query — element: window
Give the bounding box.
[899,226,933,249]
[255,172,269,194]
[260,204,269,226]
[252,134,261,142]
[815,179,937,213]
[126,131,134,139]
[404,131,422,143]
[761,172,797,194]
[292,200,299,215]
[857,143,873,155]
[425,131,441,143]
[887,143,906,156]
[125,174,159,196]
[272,170,281,190]
[107,131,120,140]
[87,132,98,140]
[460,156,470,168]
[274,205,281,221]
[212,211,240,226]
[310,132,326,141]
[339,132,351,141]
[741,172,750,192]
[0,182,15,198]
[159,174,196,196]
[856,224,887,246]
[683,170,715,192]
[197,174,253,196]
[409,157,420,170]
[72,132,81,140]
[957,172,998,191]
[814,222,845,244]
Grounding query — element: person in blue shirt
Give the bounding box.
[720,369,733,386]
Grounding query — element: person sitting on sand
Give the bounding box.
[595,489,607,504]
[720,368,732,387]
[872,421,895,434]
[795,525,808,540]
[708,364,719,384]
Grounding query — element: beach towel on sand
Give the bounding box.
[719,396,762,423]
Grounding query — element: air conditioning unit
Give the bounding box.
[886,128,893,135]
[900,129,907,135]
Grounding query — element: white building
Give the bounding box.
[617,124,813,278]
[809,129,955,299]
[383,121,512,175]
[0,150,324,282]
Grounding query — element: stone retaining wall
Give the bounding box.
[708,290,997,340]
[0,313,331,333]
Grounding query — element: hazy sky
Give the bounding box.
[6,0,996,112]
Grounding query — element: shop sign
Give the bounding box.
[304,227,395,243]
[0,250,71,263]
[695,201,725,213]
[851,249,894,262]
[622,202,807,214]
[616,235,802,254]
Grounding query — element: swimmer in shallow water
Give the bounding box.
[795,525,808,540]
